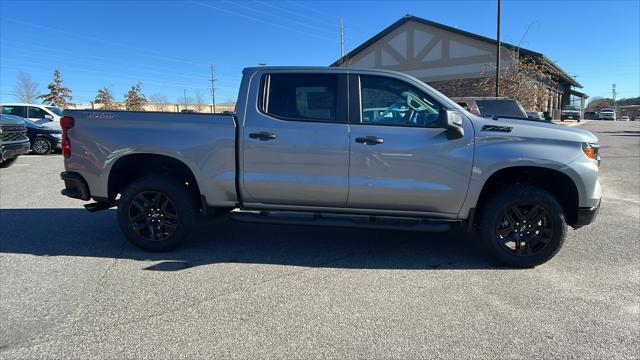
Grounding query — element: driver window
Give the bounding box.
[360,75,441,127]
[27,107,48,119]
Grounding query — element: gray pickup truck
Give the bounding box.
[60,67,601,267]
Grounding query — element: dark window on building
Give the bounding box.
[262,73,338,122]
[360,76,441,127]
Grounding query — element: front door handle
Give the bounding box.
[355,136,384,145]
[249,131,277,141]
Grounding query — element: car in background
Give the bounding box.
[584,111,598,120]
[526,111,544,120]
[620,115,630,121]
[1,103,63,130]
[22,118,61,155]
[452,97,536,121]
[0,114,30,168]
[561,105,581,122]
[599,108,616,120]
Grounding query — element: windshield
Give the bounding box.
[45,106,63,116]
[475,99,527,119]
[563,106,580,111]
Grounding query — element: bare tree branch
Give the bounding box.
[13,72,40,103]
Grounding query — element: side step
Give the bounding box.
[229,210,452,232]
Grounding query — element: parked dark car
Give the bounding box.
[452,97,544,121]
[23,118,61,155]
[584,111,598,120]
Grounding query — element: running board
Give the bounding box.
[229,210,451,232]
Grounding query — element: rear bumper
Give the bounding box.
[1,140,30,161]
[574,199,601,228]
[60,171,91,200]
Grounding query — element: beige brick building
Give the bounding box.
[332,15,588,118]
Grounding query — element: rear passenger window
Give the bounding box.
[2,106,26,117]
[261,74,338,122]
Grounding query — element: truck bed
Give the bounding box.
[63,110,238,207]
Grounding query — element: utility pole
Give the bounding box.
[183,89,187,111]
[209,64,217,113]
[612,83,617,120]
[340,17,345,59]
[495,0,501,97]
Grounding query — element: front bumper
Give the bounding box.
[561,113,580,120]
[1,140,30,161]
[60,171,91,200]
[574,199,601,228]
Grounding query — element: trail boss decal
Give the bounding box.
[87,112,115,119]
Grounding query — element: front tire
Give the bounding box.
[478,185,568,267]
[31,138,52,155]
[117,175,199,252]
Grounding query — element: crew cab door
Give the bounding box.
[241,72,350,207]
[347,74,474,214]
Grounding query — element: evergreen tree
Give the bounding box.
[94,87,116,109]
[124,82,147,111]
[38,69,74,108]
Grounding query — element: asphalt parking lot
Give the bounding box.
[1,121,638,359]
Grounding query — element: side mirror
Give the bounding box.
[438,109,464,139]
[44,114,53,120]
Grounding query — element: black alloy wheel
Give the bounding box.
[495,202,553,256]
[128,191,179,242]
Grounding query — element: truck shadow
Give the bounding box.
[0,208,510,271]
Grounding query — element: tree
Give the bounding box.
[178,91,193,111]
[124,82,147,111]
[93,87,116,109]
[149,93,168,111]
[13,72,40,103]
[477,52,555,111]
[193,90,206,112]
[38,69,74,108]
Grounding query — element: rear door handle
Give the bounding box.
[249,131,277,141]
[355,136,384,145]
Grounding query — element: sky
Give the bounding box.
[0,0,638,106]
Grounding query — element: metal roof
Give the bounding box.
[331,14,582,88]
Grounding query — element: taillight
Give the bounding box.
[60,116,74,158]
[582,142,600,162]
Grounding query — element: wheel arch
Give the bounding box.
[107,153,202,205]
[475,166,580,226]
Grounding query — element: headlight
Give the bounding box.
[52,133,62,139]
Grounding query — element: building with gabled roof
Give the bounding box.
[332,15,588,117]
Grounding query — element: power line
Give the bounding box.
[223,0,332,34]
[253,0,338,27]
[189,1,333,41]
[2,18,212,67]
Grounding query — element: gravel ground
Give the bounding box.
[1,121,638,359]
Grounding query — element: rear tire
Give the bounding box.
[117,175,199,252]
[478,185,567,267]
